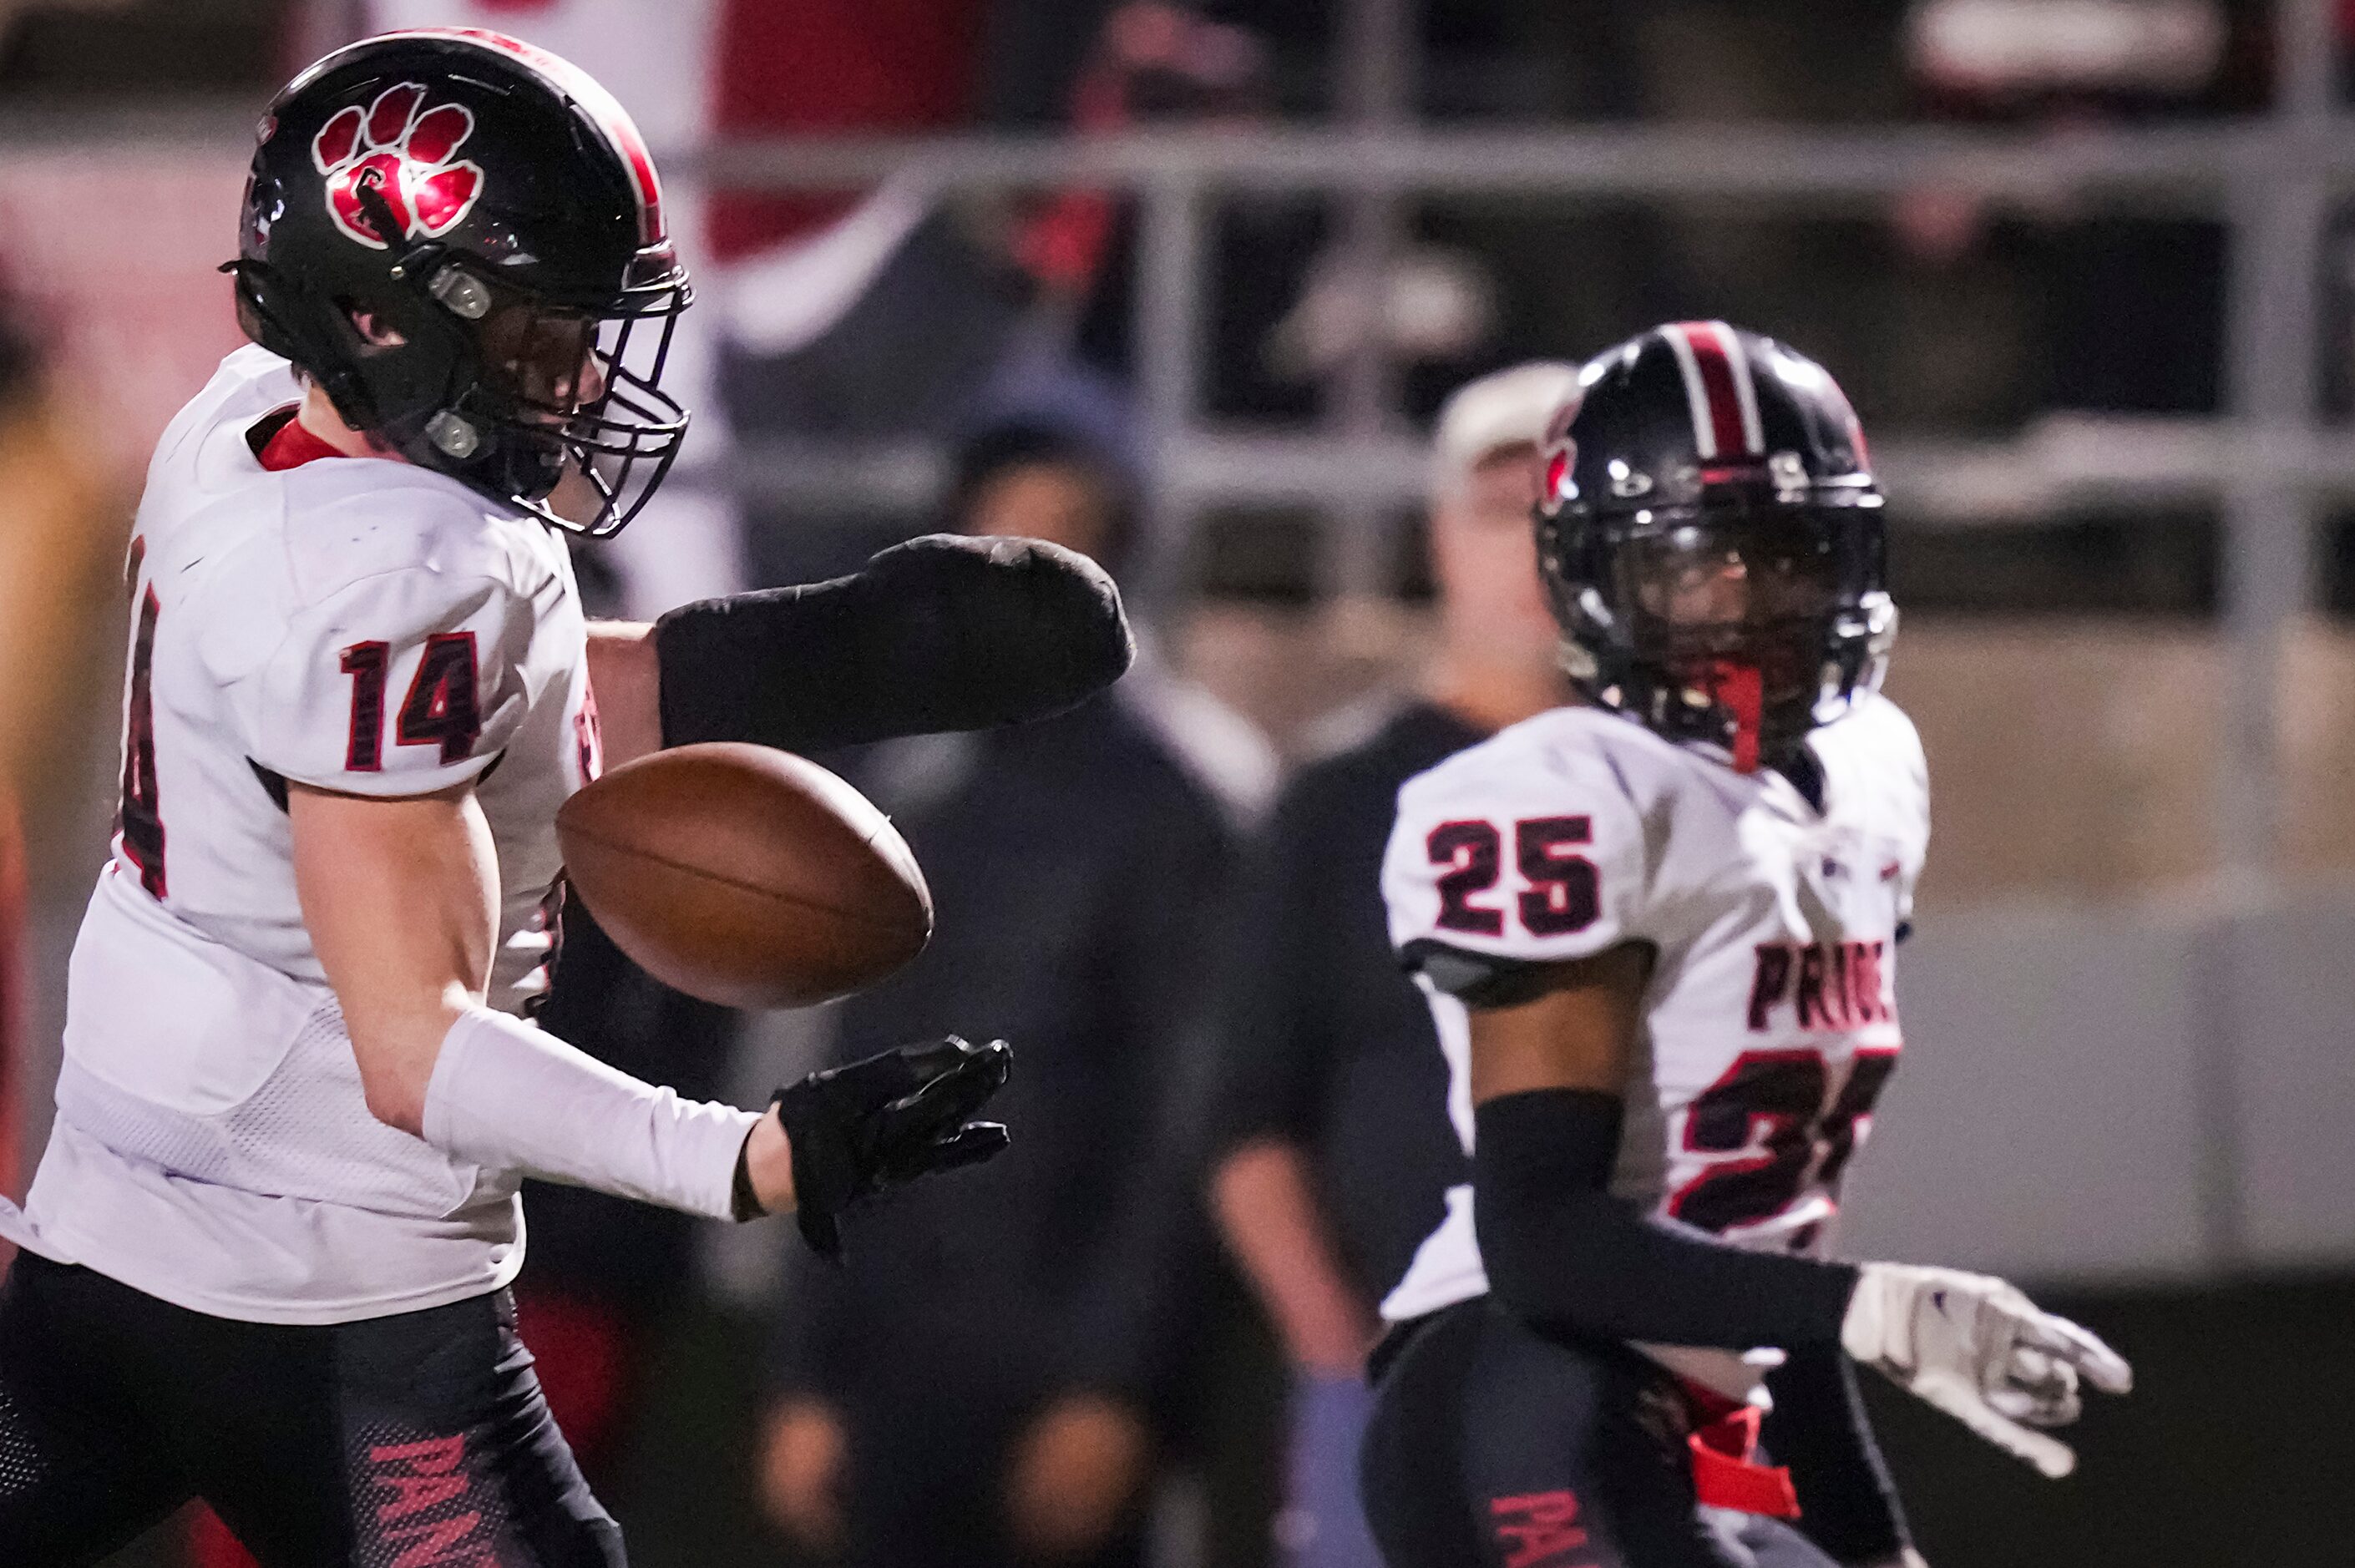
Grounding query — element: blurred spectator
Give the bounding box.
[1897,0,2263,418]
[0,295,48,1222]
[1204,362,1575,1568]
[1044,4,1334,422]
[717,1,1326,588]
[0,284,119,860]
[758,417,1273,1568]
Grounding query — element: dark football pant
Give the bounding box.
[1359,1299,1837,1568]
[0,1252,624,1568]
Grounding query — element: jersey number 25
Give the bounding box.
[1428,817,1600,938]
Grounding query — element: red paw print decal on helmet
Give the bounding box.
[311,83,485,250]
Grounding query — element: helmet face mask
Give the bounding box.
[1537,324,1896,773]
[225,29,691,537]
[422,255,691,529]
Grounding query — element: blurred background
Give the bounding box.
[3,1,2352,1565]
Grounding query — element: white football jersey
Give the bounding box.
[1379,697,1927,1393]
[0,346,600,1323]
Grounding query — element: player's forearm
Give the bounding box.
[1764,1343,1913,1566]
[291,779,779,1215]
[290,781,499,1133]
[583,620,661,770]
[1209,1139,1380,1372]
[411,1013,1020,1232]
[590,538,1132,776]
[1475,1089,1860,1348]
[320,916,778,1219]
[422,1004,767,1220]
[651,534,1132,754]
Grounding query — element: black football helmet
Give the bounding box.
[225,28,690,536]
[1535,322,1894,772]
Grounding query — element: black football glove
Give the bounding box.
[772,1035,1012,1258]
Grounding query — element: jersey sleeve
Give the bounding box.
[1901,734,1929,930]
[1381,733,1650,1000]
[233,566,539,797]
[1866,696,1931,933]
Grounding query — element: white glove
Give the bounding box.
[1841,1263,2133,1479]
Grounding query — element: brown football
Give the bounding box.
[555,742,932,1009]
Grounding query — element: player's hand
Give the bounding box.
[1841,1263,2131,1479]
[772,1035,1012,1257]
[758,1397,848,1552]
[1005,1393,1150,1560]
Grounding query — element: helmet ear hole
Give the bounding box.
[344,306,408,349]
[231,288,273,352]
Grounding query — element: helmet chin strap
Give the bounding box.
[1701,659,1764,774]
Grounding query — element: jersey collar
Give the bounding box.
[251,407,352,472]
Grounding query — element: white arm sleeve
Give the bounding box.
[423,1006,763,1221]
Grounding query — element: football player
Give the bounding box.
[1360,324,2131,1568]
[0,30,1131,1567]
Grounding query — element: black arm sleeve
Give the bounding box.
[653,534,1134,753]
[1763,1343,1912,1566]
[1473,1089,1859,1349]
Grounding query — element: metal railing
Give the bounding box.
[3,2,2347,1270]
[3,8,2342,871]
[6,8,2342,867]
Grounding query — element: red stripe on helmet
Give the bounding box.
[1672,321,1754,460]
[411,28,667,247]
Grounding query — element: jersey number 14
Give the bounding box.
[340,635,484,771]
[114,569,487,904]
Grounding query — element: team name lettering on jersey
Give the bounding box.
[1745,939,1891,1032]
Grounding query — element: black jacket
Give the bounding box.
[770,693,1243,1410]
